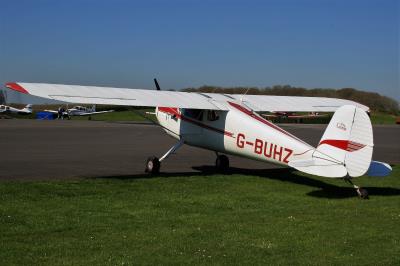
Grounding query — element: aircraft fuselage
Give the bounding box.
[156,102,314,166]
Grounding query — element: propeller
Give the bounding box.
[154,78,161,91]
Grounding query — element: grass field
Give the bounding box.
[370,112,398,125]
[77,111,399,125]
[72,110,152,122]
[1,166,399,265]
[60,111,400,125]
[7,110,152,122]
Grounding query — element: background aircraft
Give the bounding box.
[44,105,114,119]
[6,81,392,198]
[0,104,32,115]
[262,111,327,119]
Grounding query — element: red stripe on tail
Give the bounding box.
[318,139,366,152]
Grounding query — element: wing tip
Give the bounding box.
[5,82,29,94]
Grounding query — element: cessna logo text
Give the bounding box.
[336,122,346,131]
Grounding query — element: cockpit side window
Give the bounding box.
[207,110,219,121]
[183,109,203,121]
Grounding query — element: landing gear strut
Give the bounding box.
[215,153,229,172]
[345,178,369,199]
[145,139,184,174]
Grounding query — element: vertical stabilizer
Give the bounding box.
[317,105,373,177]
[289,105,374,178]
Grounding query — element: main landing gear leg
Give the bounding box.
[345,178,369,199]
[145,139,184,174]
[215,152,229,173]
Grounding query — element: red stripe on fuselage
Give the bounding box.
[158,107,234,137]
[158,107,179,116]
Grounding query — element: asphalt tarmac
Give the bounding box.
[0,120,399,180]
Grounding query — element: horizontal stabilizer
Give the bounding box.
[367,161,392,177]
[289,158,347,178]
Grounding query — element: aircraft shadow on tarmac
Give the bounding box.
[97,166,400,199]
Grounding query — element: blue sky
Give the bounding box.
[1,0,399,103]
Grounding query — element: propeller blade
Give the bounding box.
[154,78,161,91]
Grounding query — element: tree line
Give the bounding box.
[183,85,399,114]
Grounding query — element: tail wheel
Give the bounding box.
[216,155,229,172]
[145,156,160,174]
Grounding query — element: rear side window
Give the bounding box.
[183,109,203,121]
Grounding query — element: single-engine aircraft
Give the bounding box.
[0,104,32,115]
[5,80,392,198]
[45,104,114,119]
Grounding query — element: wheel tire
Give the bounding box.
[145,156,160,174]
[358,188,369,199]
[216,155,229,172]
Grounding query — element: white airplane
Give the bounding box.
[45,104,114,118]
[5,81,392,198]
[0,104,33,115]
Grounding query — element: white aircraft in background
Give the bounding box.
[262,111,327,119]
[0,104,33,115]
[45,104,114,119]
[6,81,392,198]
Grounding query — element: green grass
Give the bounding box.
[370,112,398,125]
[70,111,399,124]
[1,166,399,265]
[5,109,154,122]
[71,110,152,122]
[73,111,399,124]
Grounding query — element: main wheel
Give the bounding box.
[145,156,160,174]
[215,155,229,172]
[357,188,369,199]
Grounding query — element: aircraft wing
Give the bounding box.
[43,109,58,114]
[261,114,279,118]
[230,94,369,112]
[77,110,114,116]
[5,82,369,112]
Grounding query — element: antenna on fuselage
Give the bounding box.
[239,87,257,113]
[240,87,251,103]
[154,78,161,91]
